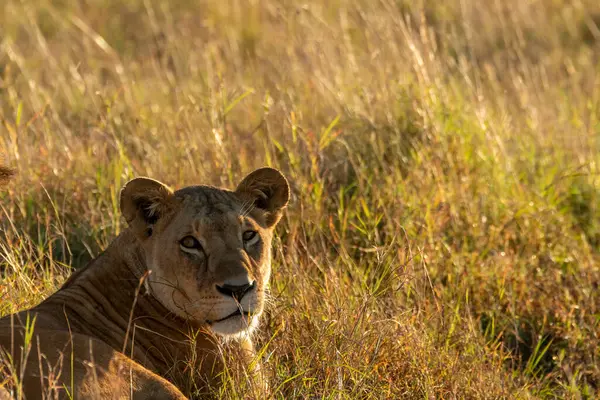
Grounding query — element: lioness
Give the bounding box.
[0,167,289,399]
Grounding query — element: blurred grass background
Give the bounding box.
[1,0,599,398]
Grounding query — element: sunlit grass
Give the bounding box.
[1,0,599,398]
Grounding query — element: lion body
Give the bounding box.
[0,168,289,399]
[1,232,218,399]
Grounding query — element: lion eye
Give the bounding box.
[180,236,202,250]
[242,230,259,244]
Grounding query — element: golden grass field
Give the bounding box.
[1,0,599,398]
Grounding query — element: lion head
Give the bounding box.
[120,168,289,336]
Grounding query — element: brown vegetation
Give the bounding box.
[1,0,599,398]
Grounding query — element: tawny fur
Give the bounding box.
[0,167,289,399]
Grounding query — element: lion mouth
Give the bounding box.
[208,310,252,324]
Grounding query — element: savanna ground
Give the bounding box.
[0,0,599,398]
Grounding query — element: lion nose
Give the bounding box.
[216,281,255,302]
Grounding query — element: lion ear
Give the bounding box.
[120,178,173,239]
[0,165,15,186]
[235,167,290,227]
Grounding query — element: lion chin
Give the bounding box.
[211,312,261,337]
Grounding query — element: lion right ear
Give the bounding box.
[120,178,173,239]
[235,167,290,227]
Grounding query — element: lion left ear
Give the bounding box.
[120,177,174,239]
[235,167,290,227]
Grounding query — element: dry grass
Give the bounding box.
[1,0,599,398]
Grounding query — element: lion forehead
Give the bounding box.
[163,187,262,241]
[174,185,245,215]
